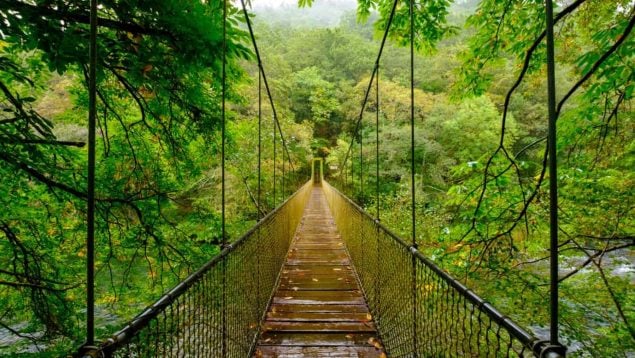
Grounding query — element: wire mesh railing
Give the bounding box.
[322,181,566,357]
[79,181,312,358]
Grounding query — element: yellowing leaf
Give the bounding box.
[447,243,463,253]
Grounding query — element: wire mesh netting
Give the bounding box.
[322,181,563,358]
[81,182,312,357]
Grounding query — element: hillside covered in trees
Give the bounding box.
[0,0,633,356]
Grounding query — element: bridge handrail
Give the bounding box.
[79,180,313,357]
[322,181,565,357]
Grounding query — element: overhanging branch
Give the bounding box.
[1,0,176,40]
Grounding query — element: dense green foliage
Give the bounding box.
[0,0,310,354]
[255,1,634,356]
[0,0,632,356]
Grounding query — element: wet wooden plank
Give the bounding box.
[262,321,376,332]
[254,346,385,358]
[254,186,385,357]
[286,259,349,265]
[265,311,371,322]
[281,274,356,282]
[295,234,340,239]
[288,248,347,255]
[288,254,348,261]
[269,304,369,314]
[287,253,349,260]
[281,266,353,276]
[259,332,378,346]
[293,243,344,250]
[279,278,356,286]
[273,290,365,305]
[278,282,357,291]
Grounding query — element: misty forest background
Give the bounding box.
[0,0,633,356]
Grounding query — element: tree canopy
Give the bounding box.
[0,0,633,355]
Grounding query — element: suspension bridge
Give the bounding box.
[69,0,571,356]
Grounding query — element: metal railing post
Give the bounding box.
[85,0,98,349]
[544,1,565,356]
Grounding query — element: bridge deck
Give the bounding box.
[254,186,385,357]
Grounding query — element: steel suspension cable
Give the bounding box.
[376,65,380,220]
[221,0,228,355]
[351,159,353,192]
[342,164,346,191]
[360,133,365,282]
[273,118,276,206]
[256,62,263,332]
[359,129,363,201]
[221,0,227,251]
[239,0,296,175]
[86,0,98,348]
[409,0,419,355]
[409,0,417,249]
[373,61,382,332]
[337,0,398,182]
[258,71,262,219]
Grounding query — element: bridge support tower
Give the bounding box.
[311,158,324,185]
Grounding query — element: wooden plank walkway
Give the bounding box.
[254,186,386,358]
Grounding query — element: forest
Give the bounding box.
[0,0,633,356]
